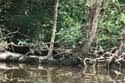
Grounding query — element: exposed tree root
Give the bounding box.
[82,48,125,75]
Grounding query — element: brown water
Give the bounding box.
[0,63,124,83]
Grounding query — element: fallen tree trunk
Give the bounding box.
[1,42,125,68]
[0,51,80,66]
[0,52,22,62]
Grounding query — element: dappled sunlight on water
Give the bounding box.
[0,63,124,83]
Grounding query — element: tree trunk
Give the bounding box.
[47,0,59,58]
[80,0,103,59]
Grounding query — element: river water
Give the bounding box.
[0,63,124,83]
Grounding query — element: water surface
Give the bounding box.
[0,63,124,83]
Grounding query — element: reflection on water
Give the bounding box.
[0,63,124,83]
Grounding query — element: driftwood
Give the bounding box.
[5,43,69,57]
[0,52,38,63]
[1,42,125,69]
[0,43,80,66]
[0,51,80,67]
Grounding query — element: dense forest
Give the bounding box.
[0,0,125,83]
[0,0,125,69]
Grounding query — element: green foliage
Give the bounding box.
[118,0,125,4]
[56,0,86,48]
[57,23,83,48]
[97,0,125,49]
[0,0,53,43]
[0,0,87,48]
[0,0,125,49]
